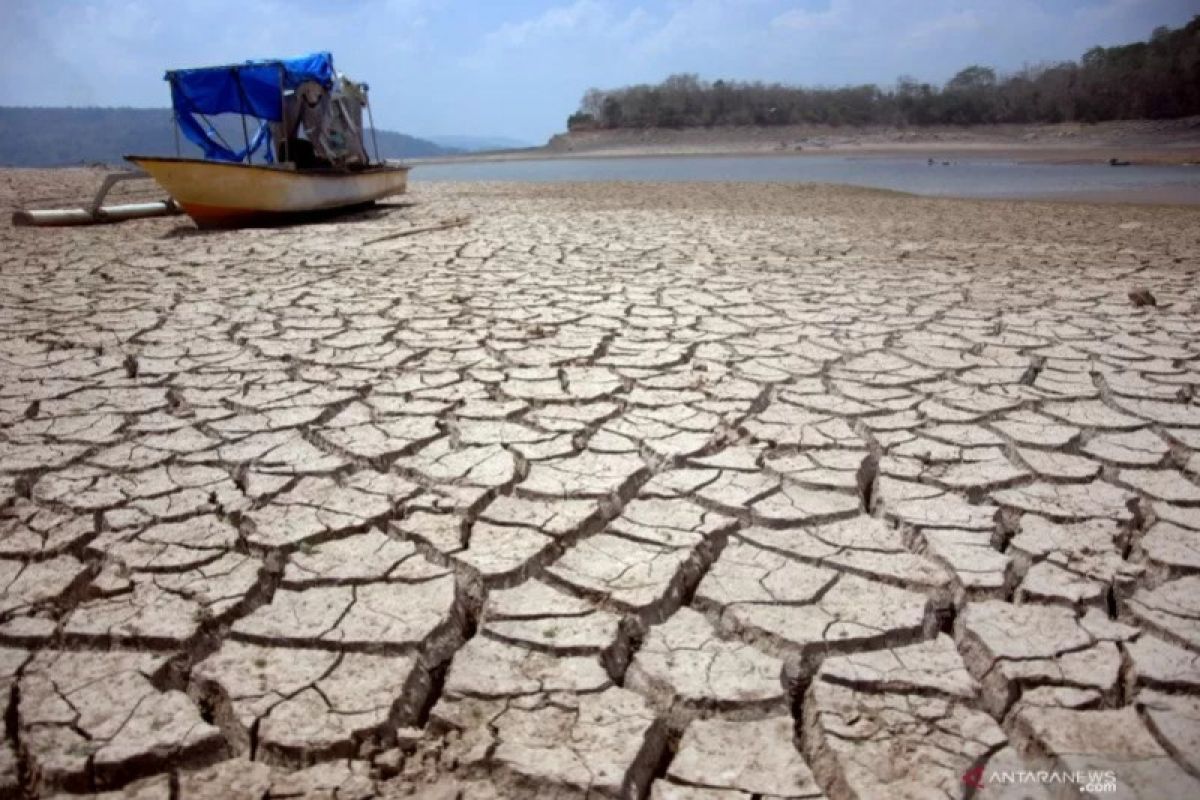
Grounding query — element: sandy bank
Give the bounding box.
[413,117,1200,167]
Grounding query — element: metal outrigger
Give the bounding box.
[11,169,181,227]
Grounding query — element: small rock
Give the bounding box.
[1129,288,1157,307]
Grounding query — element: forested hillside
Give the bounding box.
[570,16,1200,130]
[0,107,457,167]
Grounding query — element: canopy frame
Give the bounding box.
[165,52,335,166]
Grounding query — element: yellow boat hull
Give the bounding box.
[126,156,409,228]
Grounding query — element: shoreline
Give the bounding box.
[412,117,1200,167]
[404,150,1200,208]
[410,143,1200,167]
[6,168,1200,215]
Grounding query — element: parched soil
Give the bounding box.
[1,171,1199,798]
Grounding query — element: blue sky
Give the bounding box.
[1,1,1195,143]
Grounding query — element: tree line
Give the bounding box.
[568,16,1200,130]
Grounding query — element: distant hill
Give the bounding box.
[0,107,460,167]
[427,134,536,152]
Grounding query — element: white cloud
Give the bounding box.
[633,0,755,58]
[904,10,983,44]
[771,1,845,32]
[0,0,436,98]
[483,0,610,50]
[467,0,653,67]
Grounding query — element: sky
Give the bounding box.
[1,0,1196,144]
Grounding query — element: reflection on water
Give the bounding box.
[413,155,1200,203]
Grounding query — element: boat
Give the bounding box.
[129,52,408,228]
[127,157,407,228]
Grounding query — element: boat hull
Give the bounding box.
[126,156,409,228]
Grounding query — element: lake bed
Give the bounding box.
[414,154,1200,204]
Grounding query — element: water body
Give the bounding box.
[414,155,1200,203]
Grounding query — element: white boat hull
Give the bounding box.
[126,156,409,227]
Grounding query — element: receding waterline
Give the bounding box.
[412,155,1200,203]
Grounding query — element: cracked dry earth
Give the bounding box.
[1,171,1200,800]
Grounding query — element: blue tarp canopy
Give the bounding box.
[166,52,335,162]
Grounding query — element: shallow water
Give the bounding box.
[413,155,1200,203]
